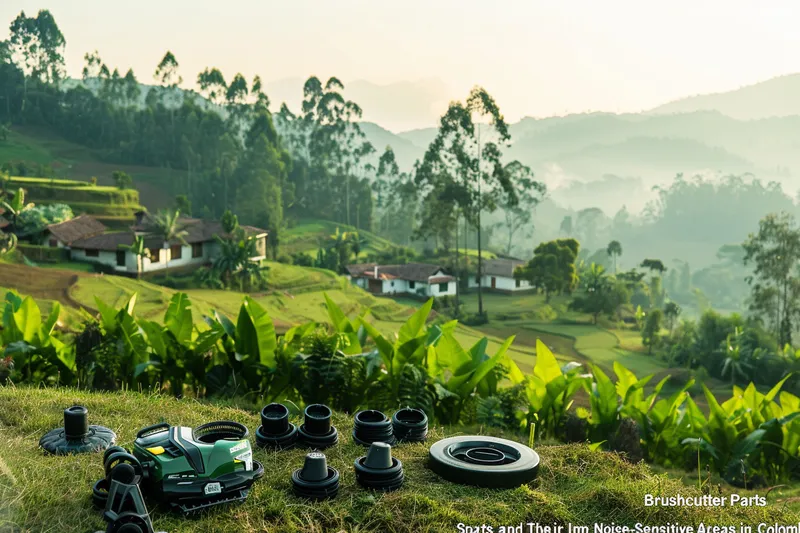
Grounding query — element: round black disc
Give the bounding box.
[39,424,116,455]
[428,436,540,488]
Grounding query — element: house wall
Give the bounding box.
[468,275,531,292]
[70,249,126,272]
[428,280,456,297]
[140,243,210,272]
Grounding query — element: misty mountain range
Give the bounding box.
[340,74,800,214]
[67,73,800,215]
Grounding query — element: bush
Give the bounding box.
[462,312,489,326]
[291,252,314,267]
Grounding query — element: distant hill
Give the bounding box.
[649,74,800,120]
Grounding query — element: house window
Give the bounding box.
[192,242,203,258]
[409,281,416,289]
[475,276,480,283]
[49,238,58,248]
[438,282,448,292]
[116,250,126,267]
[150,249,160,263]
[390,281,395,287]
[516,278,521,288]
[171,245,183,260]
[85,249,99,257]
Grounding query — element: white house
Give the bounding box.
[41,214,267,275]
[468,258,532,294]
[346,262,456,298]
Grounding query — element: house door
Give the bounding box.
[368,279,382,293]
[491,277,496,289]
[116,250,126,267]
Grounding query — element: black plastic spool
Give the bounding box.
[354,442,404,491]
[39,406,117,455]
[352,410,395,446]
[392,408,428,442]
[256,403,298,449]
[297,404,338,449]
[291,452,340,500]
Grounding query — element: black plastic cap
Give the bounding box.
[261,403,290,435]
[303,404,332,435]
[392,408,428,442]
[354,442,404,491]
[364,442,393,469]
[64,406,89,439]
[292,452,340,500]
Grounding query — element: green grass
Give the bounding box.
[283,218,398,259]
[1,386,795,532]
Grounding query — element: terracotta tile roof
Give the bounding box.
[347,262,449,283]
[47,215,108,245]
[481,258,526,278]
[429,275,455,284]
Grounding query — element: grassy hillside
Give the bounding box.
[283,218,399,259]
[0,261,541,372]
[0,126,182,210]
[0,386,795,533]
[4,176,145,223]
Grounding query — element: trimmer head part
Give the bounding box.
[392,408,428,443]
[352,410,395,446]
[99,462,158,533]
[129,420,263,514]
[428,435,540,488]
[39,406,116,455]
[291,452,340,500]
[297,404,338,449]
[255,403,298,449]
[354,442,404,491]
[92,447,145,509]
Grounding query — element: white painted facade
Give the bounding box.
[468,275,532,292]
[348,269,457,298]
[70,241,216,274]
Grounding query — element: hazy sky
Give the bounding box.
[2,0,798,130]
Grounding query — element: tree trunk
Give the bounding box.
[454,211,460,313]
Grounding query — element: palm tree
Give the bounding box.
[606,240,622,274]
[120,235,149,278]
[147,210,188,271]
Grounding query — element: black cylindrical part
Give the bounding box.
[392,408,428,442]
[303,404,332,435]
[353,410,395,445]
[64,406,89,439]
[261,403,290,435]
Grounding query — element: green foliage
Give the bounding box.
[3,288,800,487]
[111,170,132,190]
[641,308,663,354]
[516,238,580,302]
[743,211,800,346]
[16,203,72,235]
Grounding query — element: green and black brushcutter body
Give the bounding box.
[132,421,264,514]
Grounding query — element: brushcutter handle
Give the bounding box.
[136,422,170,438]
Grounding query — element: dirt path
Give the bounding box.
[0,263,97,314]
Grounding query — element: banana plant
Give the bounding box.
[2,291,74,384]
[430,330,520,423]
[323,292,366,354]
[526,339,587,440]
[358,298,443,412]
[138,293,223,397]
[93,293,148,389]
[203,296,291,398]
